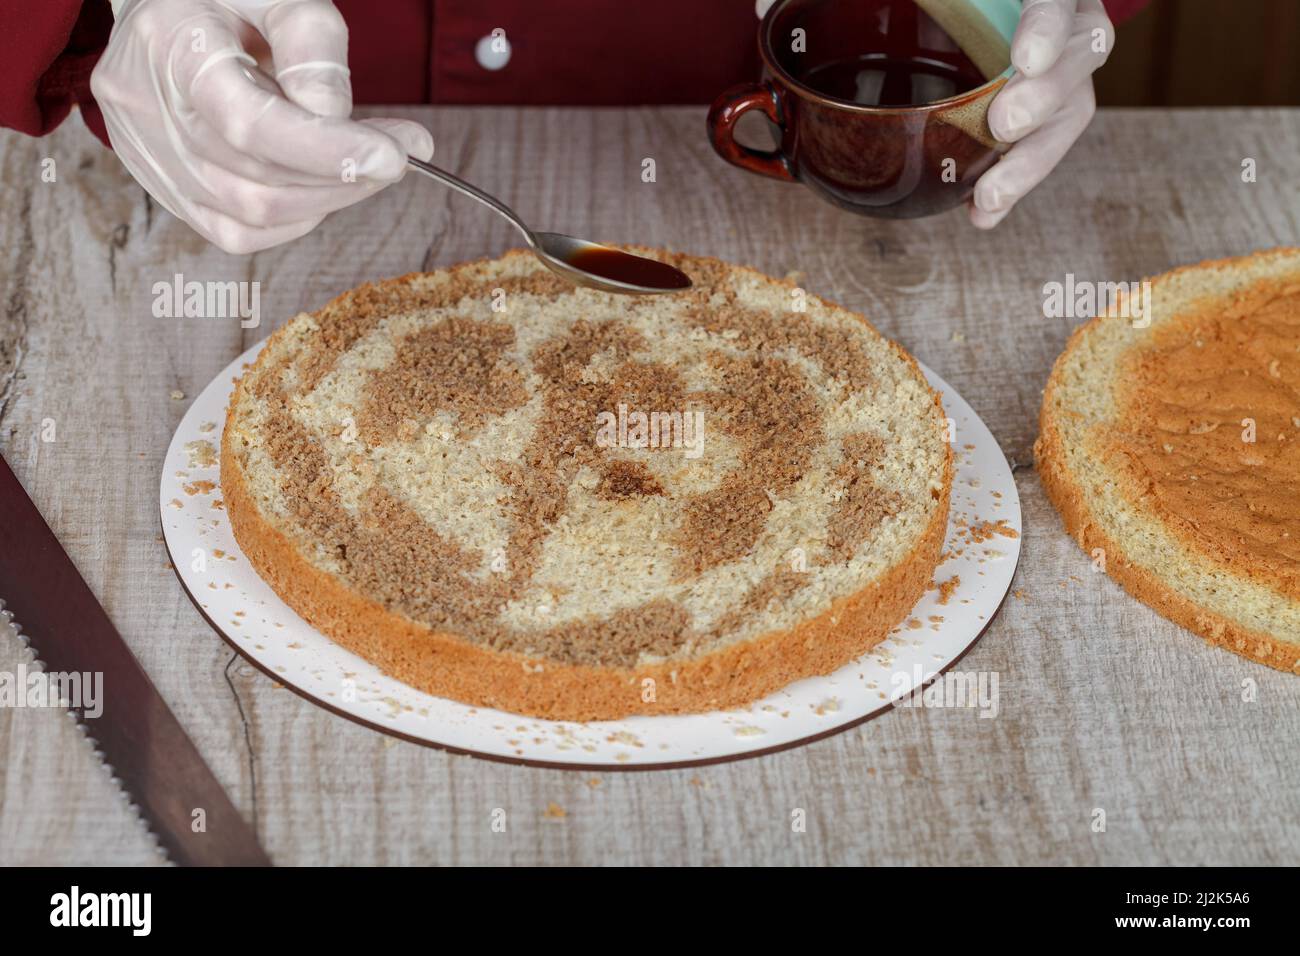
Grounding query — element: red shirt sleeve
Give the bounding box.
[2,0,1150,144]
[1104,0,1149,26]
[0,0,113,144]
[352,0,1150,108]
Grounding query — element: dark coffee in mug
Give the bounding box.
[796,53,985,107]
[777,0,989,107]
[707,0,1014,219]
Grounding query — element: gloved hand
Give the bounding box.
[91,0,434,254]
[972,0,1114,228]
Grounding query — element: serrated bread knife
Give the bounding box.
[0,454,269,866]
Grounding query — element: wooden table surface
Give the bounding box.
[1,106,1297,866]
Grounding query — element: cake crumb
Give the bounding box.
[968,519,1019,543]
[933,574,960,605]
[184,439,217,469]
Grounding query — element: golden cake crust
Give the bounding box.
[1036,248,1300,673]
[222,250,953,719]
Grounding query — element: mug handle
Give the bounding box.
[706,82,795,182]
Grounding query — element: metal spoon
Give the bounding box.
[406,157,691,295]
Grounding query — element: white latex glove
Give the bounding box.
[972,0,1114,228]
[91,0,434,254]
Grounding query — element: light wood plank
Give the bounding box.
[1,106,1298,866]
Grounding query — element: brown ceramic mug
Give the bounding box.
[707,0,1014,219]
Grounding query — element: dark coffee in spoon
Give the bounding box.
[565,247,693,291]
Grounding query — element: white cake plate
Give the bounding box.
[162,341,1020,769]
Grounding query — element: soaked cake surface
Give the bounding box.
[225,252,950,668]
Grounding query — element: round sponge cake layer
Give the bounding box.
[222,250,952,719]
[1037,248,1300,673]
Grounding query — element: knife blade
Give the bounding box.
[0,454,269,866]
